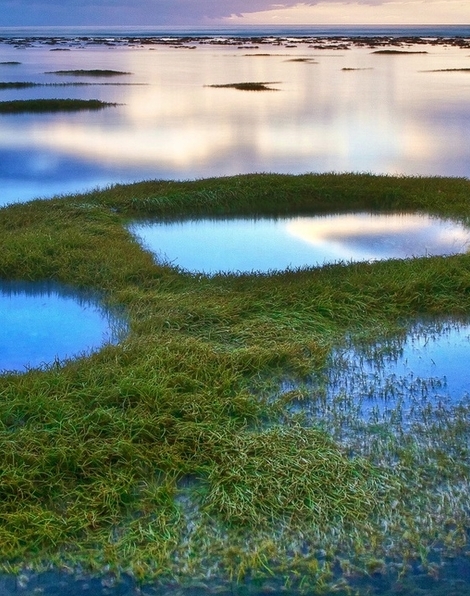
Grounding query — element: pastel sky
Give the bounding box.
[0,0,468,27]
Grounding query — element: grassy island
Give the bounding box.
[1,173,470,594]
[207,81,279,91]
[46,69,132,76]
[0,99,119,113]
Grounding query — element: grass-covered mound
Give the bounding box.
[1,173,470,593]
[0,99,118,113]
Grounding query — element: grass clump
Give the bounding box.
[1,172,470,592]
[425,68,470,72]
[372,49,428,54]
[0,99,119,113]
[207,81,280,91]
[46,69,132,76]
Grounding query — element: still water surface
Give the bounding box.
[0,280,126,372]
[325,319,470,422]
[1,36,470,204]
[129,212,470,273]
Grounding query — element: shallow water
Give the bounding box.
[129,212,470,273]
[282,318,470,432]
[0,280,126,372]
[1,37,470,204]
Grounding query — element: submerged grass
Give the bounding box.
[1,172,470,592]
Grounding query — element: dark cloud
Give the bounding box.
[0,0,390,27]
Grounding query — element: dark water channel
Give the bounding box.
[129,213,470,274]
[0,280,126,372]
[2,555,470,596]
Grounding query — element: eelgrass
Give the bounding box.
[0,99,119,113]
[1,173,470,592]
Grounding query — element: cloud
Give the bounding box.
[0,0,466,26]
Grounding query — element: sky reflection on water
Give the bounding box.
[129,212,470,274]
[319,319,470,427]
[0,281,126,372]
[0,40,470,204]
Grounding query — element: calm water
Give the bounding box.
[0,280,126,372]
[326,319,470,422]
[0,31,470,204]
[129,212,470,273]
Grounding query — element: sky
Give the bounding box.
[0,0,468,27]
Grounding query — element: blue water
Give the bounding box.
[0,24,469,38]
[0,280,127,372]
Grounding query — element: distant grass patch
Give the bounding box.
[372,49,428,54]
[46,69,132,76]
[207,81,280,91]
[0,81,144,89]
[285,57,318,63]
[0,82,38,89]
[424,68,470,72]
[0,98,118,113]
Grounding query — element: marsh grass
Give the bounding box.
[425,68,470,72]
[372,50,428,54]
[1,173,470,592]
[207,82,280,91]
[46,69,132,76]
[0,99,119,113]
[0,82,145,89]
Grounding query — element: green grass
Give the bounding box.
[1,172,470,592]
[0,99,119,113]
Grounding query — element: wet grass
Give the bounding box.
[207,81,280,91]
[1,172,470,592]
[0,99,119,113]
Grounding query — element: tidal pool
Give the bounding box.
[0,280,126,373]
[129,212,470,274]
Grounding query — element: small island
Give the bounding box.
[0,98,119,113]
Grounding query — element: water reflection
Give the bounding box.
[328,319,470,417]
[281,318,470,435]
[0,280,126,372]
[128,212,470,274]
[1,40,470,205]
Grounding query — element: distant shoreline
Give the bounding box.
[1,31,469,50]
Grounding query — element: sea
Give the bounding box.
[0,24,469,205]
[0,24,469,38]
